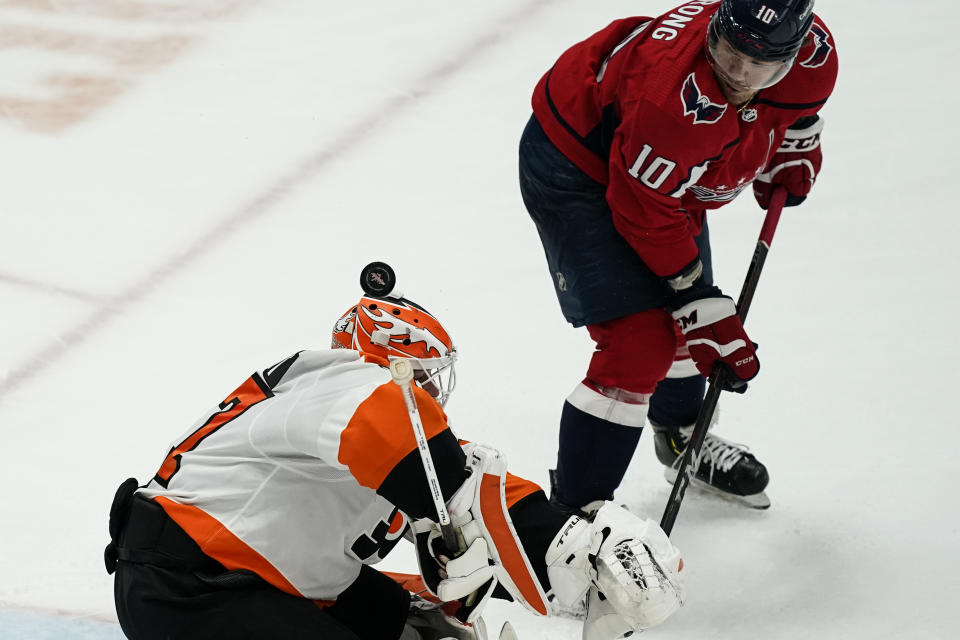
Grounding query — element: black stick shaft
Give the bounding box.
[660,188,787,535]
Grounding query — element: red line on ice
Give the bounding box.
[0,0,554,399]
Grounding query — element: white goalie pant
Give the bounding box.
[545,503,685,639]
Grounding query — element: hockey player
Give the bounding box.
[519,0,837,511]
[104,272,686,640]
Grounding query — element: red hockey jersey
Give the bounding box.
[531,0,838,277]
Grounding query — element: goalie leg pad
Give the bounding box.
[414,444,549,621]
[544,515,593,609]
[448,443,549,617]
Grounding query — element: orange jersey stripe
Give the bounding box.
[338,382,449,491]
[384,572,432,598]
[384,572,461,618]
[155,375,270,485]
[478,473,547,615]
[504,472,542,508]
[153,496,319,601]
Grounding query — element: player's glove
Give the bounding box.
[754,115,823,209]
[672,296,758,391]
[664,258,758,392]
[412,518,498,624]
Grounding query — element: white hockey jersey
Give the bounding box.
[138,349,457,602]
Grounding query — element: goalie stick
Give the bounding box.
[362,260,459,551]
[389,357,461,553]
[391,351,487,609]
[660,187,788,535]
[370,262,489,612]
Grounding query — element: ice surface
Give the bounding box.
[1,0,957,638]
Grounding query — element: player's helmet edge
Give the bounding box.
[712,0,816,62]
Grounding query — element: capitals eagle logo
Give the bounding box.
[800,23,833,69]
[681,73,727,125]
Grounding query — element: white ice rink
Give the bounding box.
[1,0,957,638]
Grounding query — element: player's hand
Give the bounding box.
[413,519,498,623]
[434,537,496,602]
[754,115,824,209]
[671,296,758,392]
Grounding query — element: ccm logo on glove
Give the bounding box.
[675,311,699,331]
[671,296,759,390]
[754,115,824,209]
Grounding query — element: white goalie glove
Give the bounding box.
[544,503,685,639]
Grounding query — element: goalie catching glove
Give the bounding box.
[545,503,685,639]
[413,443,549,624]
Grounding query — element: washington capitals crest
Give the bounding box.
[800,23,833,69]
[681,73,727,125]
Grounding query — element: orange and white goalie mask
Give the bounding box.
[332,294,458,407]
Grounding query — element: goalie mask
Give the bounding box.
[332,295,458,406]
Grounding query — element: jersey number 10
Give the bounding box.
[628,144,677,190]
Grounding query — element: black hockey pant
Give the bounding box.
[105,480,410,640]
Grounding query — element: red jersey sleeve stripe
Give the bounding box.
[338,382,449,492]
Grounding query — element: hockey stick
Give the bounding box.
[390,358,461,552]
[365,263,460,550]
[390,359,484,609]
[660,187,788,535]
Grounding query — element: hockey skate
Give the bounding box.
[651,421,770,509]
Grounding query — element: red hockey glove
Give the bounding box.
[754,115,823,209]
[671,296,758,392]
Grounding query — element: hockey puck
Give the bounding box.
[360,262,396,297]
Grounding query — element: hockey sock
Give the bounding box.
[554,401,643,508]
[648,375,705,428]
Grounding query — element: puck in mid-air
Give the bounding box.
[360,262,396,297]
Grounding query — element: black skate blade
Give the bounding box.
[664,466,771,509]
